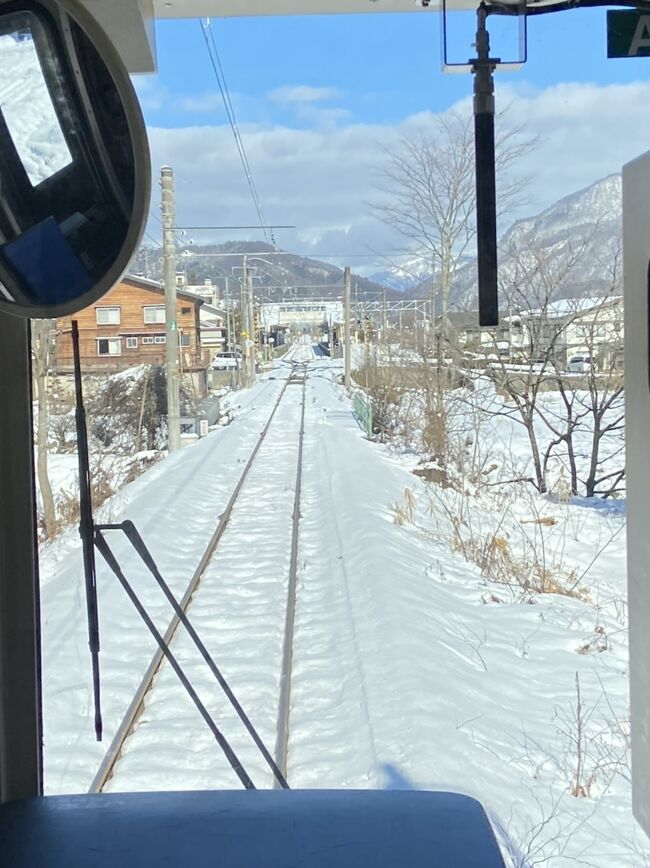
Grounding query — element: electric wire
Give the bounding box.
[199,19,269,243]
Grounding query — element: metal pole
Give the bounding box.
[382,287,388,341]
[247,267,255,384]
[241,256,252,387]
[344,266,351,388]
[472,2,499,327]
[162,166,181,451]
[0,314,42,802]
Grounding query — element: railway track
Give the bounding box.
[89,357,310,793]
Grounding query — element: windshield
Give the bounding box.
[34,9,635,866]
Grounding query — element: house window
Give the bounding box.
[97,338,121,356]
[575,325,588,338]
[96,306,120,325]
[154,335,166,344]
[180,334,191,347]
[181,307,191,315]
[125,337,138,349]
[142,336,154,345]
[144,305,166,324]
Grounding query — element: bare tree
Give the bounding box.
[481,231,595,493]
[573,294,625,499]
[373,110,531,351]
[31,319,57,539]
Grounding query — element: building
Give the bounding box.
[200,304,229,352]
[55,274,207,373]
[513,295,624,368]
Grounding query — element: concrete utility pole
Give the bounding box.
[344,266,351,388]
[240,256,256,387]
[161,166,181,452]
[247,270,255,384]
[382,287,388,341]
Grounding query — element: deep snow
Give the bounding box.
[38,353,641,866]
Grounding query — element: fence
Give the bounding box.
[353,393,373,438]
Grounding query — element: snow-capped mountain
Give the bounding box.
[443,174,623,309]
[368,256,434,292]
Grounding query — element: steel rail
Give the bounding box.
[273,366,308,783]
[89,376,292,793]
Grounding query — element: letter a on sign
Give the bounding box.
[607,10,650,58]
[629,16,650,56]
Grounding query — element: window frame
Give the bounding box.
[96,337,121,357]
[143,305,166,325]
[96,306,121,326]
[125,336,138,349]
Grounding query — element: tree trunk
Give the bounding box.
[566,434,579,496]
[32,322,56,538]
[525,414,547,493]
[585,425,601,498]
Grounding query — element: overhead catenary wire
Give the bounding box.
[199,18,270,243]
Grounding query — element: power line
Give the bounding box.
[199,18,269,243]
[144,232,162,248]
[176,250,400,260]
[174,225,295,231]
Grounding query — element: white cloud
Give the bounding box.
[143,80,650,273]
[268,85,341,104]
[176,92,225,113]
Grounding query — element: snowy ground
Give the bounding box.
[38,351,642,866]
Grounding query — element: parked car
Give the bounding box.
[567,354,595,374]
[212,351,241,371]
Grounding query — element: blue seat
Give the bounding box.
[0,789,505,867]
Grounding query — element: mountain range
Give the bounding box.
[130,240,394,302]
[442,173,622,309]
[132,174,622,310]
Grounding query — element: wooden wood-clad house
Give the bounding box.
[55,275,207,373]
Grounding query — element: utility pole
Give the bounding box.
[247,266,255,384]
[382,287,388,342]
[344,266,351,388]
[161,166,180,452]
[241,256,250,386]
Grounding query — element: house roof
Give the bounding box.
[521,295,622,321]
[122,274,205,307]
[201,303,227,318]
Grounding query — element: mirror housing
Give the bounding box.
[0,0,150,318]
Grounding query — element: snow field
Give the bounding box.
[41,375,287,792]
[38,354,643,866]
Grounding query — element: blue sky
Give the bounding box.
[146,9,640,129]
[137,9,650,270]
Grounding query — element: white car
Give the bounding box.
[212,351,241,371]
[567,354,595,374]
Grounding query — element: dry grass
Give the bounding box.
[452,525,588,600]
[392,488,417,525]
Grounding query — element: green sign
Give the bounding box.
[607,10,650,58]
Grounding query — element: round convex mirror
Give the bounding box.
[0,0,150,318]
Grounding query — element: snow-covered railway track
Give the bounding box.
[89,367,308,793]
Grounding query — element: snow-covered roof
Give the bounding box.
[520,294,622,320]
